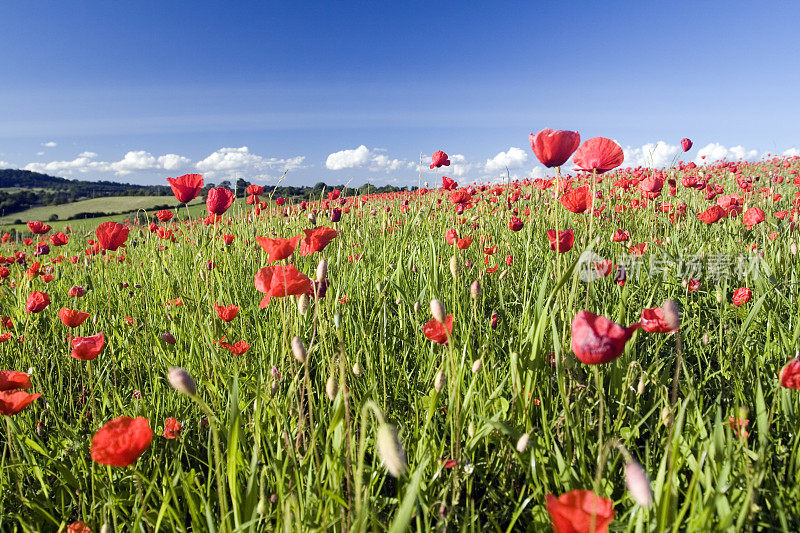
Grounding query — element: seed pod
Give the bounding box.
[449,256,459,278]
[434,368,446,392]
[167,367,197,396]
[471,358,483,373]
[297,294,310,315]
[430,299,446,324]
[316,258,328,281]
[376,423,406,477]
[326,375,338,400]
[516,433,530,453]
[291,336,306,363]
[470,280,480,299]
[624,461,653,507]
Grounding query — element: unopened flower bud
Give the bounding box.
[516,433,530,453]
[297,294,310,315]
[624,461,653,507]
[167,367,197,396]
[376,423,406,477]
[702,332,710,345]
[434,368,446,392]
[291,336,306,363]
[637,377,646,396]
[413,302,420,313]
[661,299,681,331]
[101,524,112,533]
[334,313,342,330]
[470,280,480,299]
[471,358,482,373]
[430,299,446,324]
[326,375,338,400]
[449,256,459,278]
[316,258,328,281]
[161,332,176,345]
[352,362,361,375]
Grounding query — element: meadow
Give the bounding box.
[1,134,799,532]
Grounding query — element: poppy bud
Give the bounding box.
[468,421,475,437]
[791,242,798,255]
[471,358,483,373]
[470,280,480,299]
[326,375,338,400]
[316,258,328,281]
[624,461,653,507]
[167,367,197,396]
[334,313,342,330]
[36,422,45,436]
[307,212,317,225]
[101,524,112,533]
[702,332,710,345]
[516,433,530,453]
[434,368,446,392]
[449,256,459,278]
[661,300,681,331]
[298,294,310,315]
[376,423,406,477]
[660,406,671,426]
[637,377,646,395]
[256,498,268,516]
[716,290,723,303]
[430,299,446,323]
[413,302,420,313]
[352,362,361,375]
[291,336,306,363]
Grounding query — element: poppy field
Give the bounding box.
[3,131,800,532]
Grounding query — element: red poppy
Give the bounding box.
[299,226,338,256]
[59,308,90,328]
[255,235,301,261]
[423,315,454,345]
[220,340,251,355]
[697,205,726,224]
[639,175,664,198]
[612,229,630,242]
[456,237,472,249]
[96,221,129,251]
[442,176,458,190]
[546,490,615,533]
[25,291,50,313]
[90,416,153,467]
[547,229,575,253]
[639,307,678,333]
[66,521,91,533]
[430,150,451,169]
[167,174,204,203]
[0,371,32,391]
[163,417,183,439]
[684,278,700,293]
[70,332,105,360]
[27,221,51,235]
[222,234,235,245]
[732,287,751,306]
[254,265,313,307]
[0,390,40,415]
[572,137,624,174]
[246,184,264,196]
[508,216,524,232]
[529,128,581,168]
[742,206,765,229]
[780,360,800,389]
[49,232,69,246]
[155,209,174,222]
[206,187,236,216]
[681,138,693,152]
[214,303,239,322]
[560,186,592,214]
[570,311,639,364]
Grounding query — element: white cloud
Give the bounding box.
[325,145,410,172]
[196,146,306,181]
[41,141,57,147]
[782,148,800,157]
[79,151,98,158]
[36,151,44,156]
[158,153,192,171]
[24,153,109,175]
[485,147,528,173]
[623,141,680,168]
[24,150,192,177]
[0,160,9,168]
[695,143,759,164]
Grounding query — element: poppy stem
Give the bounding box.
[592,366,605,468]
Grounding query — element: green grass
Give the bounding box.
[0,160,799,531]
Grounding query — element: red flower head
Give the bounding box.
[299,226,338,256]
[780,360,800,389]
[167,174,204,203]
[67,521,91,533]
[570,311,639,364]
[742,206,765,229]
[256,235,302,262]
[442,176,458,190]
[163,417,183,439]
[96,221,129,251]
[529,128,581,168]
[430,150,450,169]
[254,265,313,307]
[612,229,630,242]
[639,307,678,333]
[560,185,592,214]
[214,302,239,322]
[27,221,51,235]
[59,308,90,328]
[423,315,453,344]
[547,229,575,253]
[206,187,236,216]
[638,175,664,199]
[681,138,693,152]
[573,137,624,174]
[697,205,726,224]
[0,390,40,415]
[732,287,751,306]
[25,291,50,313]
[545,489,615,533]
[90,416,152,467]
[155,209,174,222]
[0,371,31,391]
[246,184,264,196]
[49,232,69,246]
[445,228,459,245]
[509,216,524,232]
[70,332,105,360]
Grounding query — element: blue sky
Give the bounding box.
[2,1,799,186]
